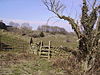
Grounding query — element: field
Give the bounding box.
[0,29,81,75]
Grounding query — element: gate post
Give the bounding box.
[48,41,51,59]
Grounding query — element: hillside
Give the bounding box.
[0,30,29,52]
[0,28,78,51]
[32,33,78,49]
[0,29,99,75]
[0,29,79,75]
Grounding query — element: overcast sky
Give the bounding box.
[0,0,99,32]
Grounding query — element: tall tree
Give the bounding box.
[43,0,100,55]
[43,0,100,74]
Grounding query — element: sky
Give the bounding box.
[0,0,99,32]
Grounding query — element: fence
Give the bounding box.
[0,35,28,52]
[30,40,70,59]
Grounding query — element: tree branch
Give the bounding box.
[96,16,100,31]
[89,7,97,30]
[81,0,89,31]
[43,0,65,15]
[92,0,97,9]
[89,4,100,30]
[43,0,82,38]
[93,16,100,47]
[57,15,81,38]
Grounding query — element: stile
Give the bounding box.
[39,41,51,59]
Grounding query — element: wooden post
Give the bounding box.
[0,35,2,50]
[12,39,14,51]
[48,41,51,59]
[39,41,43,56]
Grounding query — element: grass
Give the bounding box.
[33,34,78,49]
[0,30,29,52]
[0,29,79,75]
[0,29,78,49]
[0,52,55,75]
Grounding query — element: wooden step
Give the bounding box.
[41,54,49,56]
[39,50,50,54]
[40,55,49,58]
[40,53,50,55]
[41,49,49,51]
[41,52,49,54]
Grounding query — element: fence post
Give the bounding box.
[0,35,2,50]
[48,41,51,59]
[39,41,42,56]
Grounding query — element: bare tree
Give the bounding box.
[43,0,100,74]
[43,0,100,54]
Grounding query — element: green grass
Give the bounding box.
[0,30,29,52]
[0,29,79,75]
[0,52,54,75]
[0,29,78,51]
[31,58,52,71]
[32,34,78,49]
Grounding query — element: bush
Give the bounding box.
[50,32,56,35]
[29,34,40,38]
[52,55,82,75]
[39,32,45,37]
[0,21,7,30]
[52,52,100,75]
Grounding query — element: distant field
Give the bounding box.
[0,30,78,51]
[32,34,78,49]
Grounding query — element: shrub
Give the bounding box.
[0,21,7,30]
[39,32,45,37]
[30,34,40,38]
[52,55,82,75]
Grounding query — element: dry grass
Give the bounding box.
[51,52,100,75]
[0,30,99,75]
